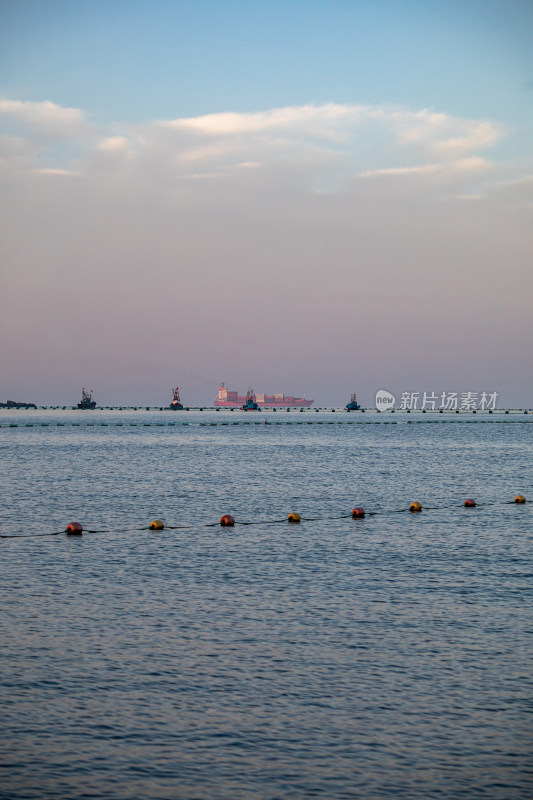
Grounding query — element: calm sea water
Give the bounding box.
[1,409,532,799]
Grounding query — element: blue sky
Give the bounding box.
[2,1,532,126]
[1,0,532,405]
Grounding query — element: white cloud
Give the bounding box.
[98,136,131,153]
[359,164,440,177]
[359,157,491,179]
[163,103,502,153]
[130,103,506,187]
[34,167,80,177]
[433,120,503,157]
[385,109,503,158]
[0,99,87,138]
[496,174,533,189]
[0,134,39,175]
[158,104,504,168]
[482,173,533,209]
[165,103,358,140]
[0,98,520,200]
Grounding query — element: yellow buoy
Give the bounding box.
[149,519,165,530]
[514,495,526,504]
[409,502,422,513]
[288,512,301,523]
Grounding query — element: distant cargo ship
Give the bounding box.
[215,383,313,408]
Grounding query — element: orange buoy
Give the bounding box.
[65,521,83,535]
[409,502,422,513]
[149,519,165,530]
[220,514,235,527]
[288,512,301,523]
[514,495,526,504]
[464,498,476,507]
[351,507,365,518]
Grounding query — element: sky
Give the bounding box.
[1,0,532,407]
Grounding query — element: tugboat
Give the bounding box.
[241,388,260,411]
[170,387,184,410]
[345,392,361,411]
[77,388,96,409]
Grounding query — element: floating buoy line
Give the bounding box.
[0,496,527,540]
[1,417,533,429]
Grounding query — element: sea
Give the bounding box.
[0,407,532,800]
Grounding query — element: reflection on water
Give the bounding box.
[0,411,531,799]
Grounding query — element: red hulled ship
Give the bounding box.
[214,383,313,408]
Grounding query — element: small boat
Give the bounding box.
[170,387,184,410]
[78,388,96,409]
[345,392,361,411]
[241,389,260,411]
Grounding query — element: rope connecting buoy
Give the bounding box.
[65,521,83,535]
[8,489,533,541]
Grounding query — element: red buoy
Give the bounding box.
[464,498,476,507]
[351,507,365,518]
[220,514,235,527]
[65,521,83,535]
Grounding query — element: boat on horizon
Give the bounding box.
[77,388,96,410]
[170,387,184,410]
[241,389,260,411]
[215,383,313,408]
[345,392,361,411]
